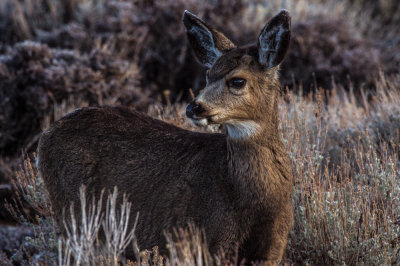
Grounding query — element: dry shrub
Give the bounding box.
[280,74,400,264]
[0,225,35,265]
[323,73,400,172]
[0,0,93,44]
[0,158,16,221]
[349,0,400,23]
[11,155,51,219]
[59,187,138,265]
[0,156,57,265]
[281,18,380,92]
[0,41,144,157]
[346,0,400,77]
[2,0,396,102]
[0,0,246,98]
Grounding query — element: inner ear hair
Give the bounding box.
[258,10,291,68]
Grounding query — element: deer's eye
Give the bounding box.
[227,78,246,89]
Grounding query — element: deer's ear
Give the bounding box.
[183,10,236,68]
[258,10,291,68]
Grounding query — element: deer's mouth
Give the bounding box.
[189,115,217,127]
[190,117,208,127]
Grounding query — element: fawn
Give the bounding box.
[38,10,293,264]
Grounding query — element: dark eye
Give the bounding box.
[227,78,246,89]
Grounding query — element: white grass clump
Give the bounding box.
[59,186,138,266]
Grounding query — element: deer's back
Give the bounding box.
[38,106,236,251]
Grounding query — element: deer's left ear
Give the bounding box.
[258,10,291,68]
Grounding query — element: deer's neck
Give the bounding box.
[226,127,292,211]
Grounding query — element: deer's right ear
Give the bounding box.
[183,10,236,68]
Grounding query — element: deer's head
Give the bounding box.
[183,10,291,140]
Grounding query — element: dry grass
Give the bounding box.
[59,187,138,265]
[1,0,400,265]
[280,75,400,264]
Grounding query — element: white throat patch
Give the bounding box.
[225,120,260,140]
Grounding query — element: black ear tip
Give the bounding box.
[183,10,192,18]
[275,9,291,25]
[277,9,290,18]
[271,9,291,29]
[182,10,197,24]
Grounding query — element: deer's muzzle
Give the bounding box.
[186,101,205,119]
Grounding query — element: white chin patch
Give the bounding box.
[225,120,260,140]
[190,118,209,127]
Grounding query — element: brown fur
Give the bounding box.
[38,10,294,264]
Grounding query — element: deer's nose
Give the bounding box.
[186,101,204,118]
